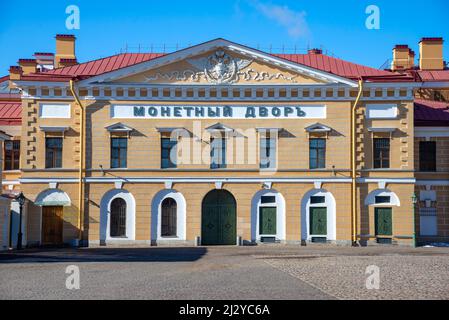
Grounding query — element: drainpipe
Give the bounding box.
[351,78,364,245]
[69,80,85,245]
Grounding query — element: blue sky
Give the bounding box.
[0,0,448,75]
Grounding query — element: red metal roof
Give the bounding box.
[274,53,398,80]
[42,53,164,78]
[416,70,449,82]
[0,101,22,125]
[21,51,407,82]
[414,99,449,126]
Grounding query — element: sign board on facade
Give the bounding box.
[111,105,327,119]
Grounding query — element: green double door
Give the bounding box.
[202,190,236,245]
[375,208,393,236]
[310,207,327,236]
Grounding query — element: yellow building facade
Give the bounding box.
[5,36,448,248]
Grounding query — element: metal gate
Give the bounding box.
[110,198,127,237]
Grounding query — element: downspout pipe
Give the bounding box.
[351,78,364,246]
[69,80,85,245]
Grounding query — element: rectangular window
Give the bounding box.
[45,137,63,168]
[261,196,276,204]
[161,137,177,169]
[310,196,325,204]
[373,138,390,169]
[419,141,436,172]
[4,140,20,170]
[375,196,391,204]
[260,135,277,169]
[210,136,226,169]
[309,138,326,169]
[110,137,127,169]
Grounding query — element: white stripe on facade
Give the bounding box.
[19,177,417,184]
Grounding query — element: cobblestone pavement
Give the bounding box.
[263,254,449,300]
[0,245,448,300]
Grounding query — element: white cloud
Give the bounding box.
[252,1,309,39]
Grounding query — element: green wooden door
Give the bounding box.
[202,190,236,245]
[310,207,327,236]
[375,208,392,236]
[259,207,277,235]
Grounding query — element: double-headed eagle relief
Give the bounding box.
[188,50,252,84]
[144,49,298,84]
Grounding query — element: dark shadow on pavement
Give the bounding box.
[0,247,208,264]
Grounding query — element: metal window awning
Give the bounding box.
[305,123,332,133]
[205,123,235,132]
[255,127,284,132]
[368,127,397,133]
[39,126,70,138]
[368,127,397,138]
[304,123,332,138]
[156,127,191,137]
[105,122,134,138]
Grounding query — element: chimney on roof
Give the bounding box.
[308,48,322,55]
[34,52,55,71]
[8,66,22,89]
[18,59,37,74]
[58,58,78,68]
[419,37,444,70]
[9,66,22,80]
[391,45,414,71]
[55,34,76,68]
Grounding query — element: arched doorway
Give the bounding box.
[301,189,336,243]
[110,198,127,237]
[35,188,71,246]
[161,198,177,237]
[202,189,236,245]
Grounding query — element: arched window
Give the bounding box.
[161,198,177,237]
[110,198,127,237]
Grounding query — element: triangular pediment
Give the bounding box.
[105,122,134,132]
[305,123,332,133]
[80,39,357,87]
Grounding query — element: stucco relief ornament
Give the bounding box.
[188,50,253,84]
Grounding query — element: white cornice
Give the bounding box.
[19,177,416,184]
[415,127,449,138]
